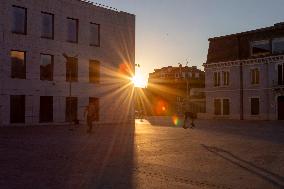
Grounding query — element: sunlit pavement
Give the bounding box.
[0,120,284,189]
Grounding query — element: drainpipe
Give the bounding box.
[238,36,244,120]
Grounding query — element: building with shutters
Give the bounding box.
[0,0,135,126]
[204,22,284,120]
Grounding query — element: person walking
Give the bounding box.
[84,102,96,133]
[183,111,197,129]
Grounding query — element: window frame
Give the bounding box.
[66,17,79,43]
[250,40,271,57]
[251,68,260,85]
[222,71,230,86]
[10,50,26,79]
[213,71,221,87]
[89,59,100,84]
[66,57,78,82]
[40,53,54,81]
[12,5,27,35]
[40,96,53,123]
[41,12,54,39]
[250,97,260,115]
[90,22,100,47]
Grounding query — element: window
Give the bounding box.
[251,68,260,85]
[175,73,179,78]
[251,40,270,56]
[40,96,53,122]
[41,12,54,39]
[272,38,284,54]
[66,18,78,43]
[90,23,100,46]
[278,64,284,85]
[223,99,230,115]
[214,99,221,115]
[195,72,200,78]
[89,97,99,121]
[89,60,100,83]
[40,54,53,81]
[214,72,221,87]
[66,57,78,82]
[223,71,229,86]
[11,50,26,79]
[10,95,25,123]
[251,98,260,115]
[66,97,78,122]
[12,6,27,34]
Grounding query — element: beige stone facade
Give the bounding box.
[0,0,135,125]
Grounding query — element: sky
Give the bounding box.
[91,0,284,83]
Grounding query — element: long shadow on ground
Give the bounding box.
[0,124,135,189]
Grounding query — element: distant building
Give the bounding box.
[204,22,284,120]
[0,0,135,126]
[147,65,205,116]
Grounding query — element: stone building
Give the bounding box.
[147,65,205,116]
[0,0,135,126]
[204,22,284,120]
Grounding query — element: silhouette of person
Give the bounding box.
[183,111,197,129]
[84,103,96,133]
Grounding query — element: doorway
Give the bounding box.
[89,97,99,121]
[278,96,284,120]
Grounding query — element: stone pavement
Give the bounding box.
[0,120,283,189]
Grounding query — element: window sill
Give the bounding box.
[90,44,100,47]
[66,40,78,44]
[12,31,27,35]
[41,36,54,40]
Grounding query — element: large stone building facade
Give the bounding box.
[146,65,205,116]
[0,0,135,126]
[204,23,284,120]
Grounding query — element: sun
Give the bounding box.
[131,74,147,88]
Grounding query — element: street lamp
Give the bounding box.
[62,53,78,130]
[178,61,190,112]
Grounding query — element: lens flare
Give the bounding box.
[172,115,182,126]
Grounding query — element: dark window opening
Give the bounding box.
[272,38,284,54]
[214,72,221,87]
[223,99,230,115]
[251,41,270,56]
[89,60,100,83]
[214,99,221,115]
[40,54,53,81]
[278,64,284,85]
[66,97,78,122]
[40,96,53,123]
[66,57,78,82]
[12,6,27,34]
[11,50,26,79]
[41,12,54,39]
[67,18,78,43]
[90,23,100,46]
[10,95,25,123]
[251,68,260,85]
[89,97,99,121]
[251,98,260,115]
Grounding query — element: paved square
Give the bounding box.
[0,120,283,189]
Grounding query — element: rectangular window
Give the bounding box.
[251,40,270,56]
[272,38,284,54]
[223,99,230,115]
[89,97,99,121]
[251,98,260,115]
[214,72,221,87]
[11,50,26,79]
[40,54,53,81]
[214,99,221,115]
[89,60,100,83]
[41,12,54,39]
[66,97,78,122]
[223,71,230,86]
[90,23,100,46]
[251,68,260,85]
[67,18,78,43]
[12,6,27,34]
[278,64,284,85]
[66,57,78,82]
[40,96,53,123]
[10,95,25,123]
